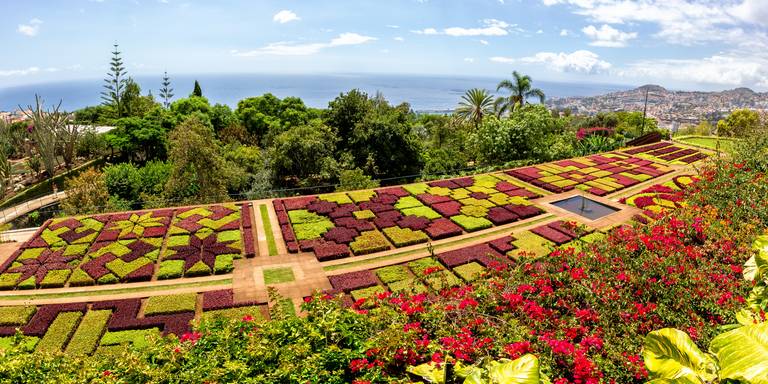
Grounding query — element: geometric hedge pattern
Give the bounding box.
[0,289,265,355]
[323,221,604,302]
[507,152,674,196]
[275,173,545,262]
[620,174,697,223]
[620,141,707,164]
[0,203,256,290]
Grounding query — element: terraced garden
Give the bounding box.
[0,141,714,366]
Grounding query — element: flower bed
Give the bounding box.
[0,203,254,290]
[506,152,673,196]
[0,289,267,355]
[620,175,696,222]
[620,141,707,164]
[275,173,543,261]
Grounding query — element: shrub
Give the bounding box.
[288,210,335,240]
[100,328,161,349]
[36,312,83,353]
[200,306,264,323]
[0,335,38,352]
[186,261,212,277]
[451,215,493,232]
[214,254,235,274]
[158,260,184,280]
[328,270,378,291]
[68,268,95,286]
[0,306,36,326]
[350,231,390,255]
[453,262,485,281]
[351,286,386,301]
[400,206,441,220]
[382,227,429,247]
[375,265,410,284]
[64,310,111,356]
[407,257,444,276]
[144,293,197,316]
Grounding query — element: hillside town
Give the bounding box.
[546,85,768,131]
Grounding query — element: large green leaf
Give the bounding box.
[747,281,768,312]
[645,379,702,384]
[709,322,768,384]
[746,236,768,282]
[642,328,718,383]
[407,362,445,383]
[486,354,541,384]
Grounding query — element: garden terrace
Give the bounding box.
[0,289,267,356]
[0,203,256,290]
[619,141,708,164]
[273,173,546,261]
[620,174,697,223]
[506,152,675,196]
[323,220,604,302]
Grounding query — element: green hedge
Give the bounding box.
[0,335,38,352]
[157,260,184,279]
[0,158,106,210]
[451,215,493,232]
[100,328,161,349]
[407,258,444,276]
[375,265,410,284]
[382,227,429,247]
[214,254,235,274]
[0,306,36,326]
[36,312,83,353]
[144,293,197,316]
[65,310,111,356]
[453,262,485,282]
[350,230,390,255]
[200,306,264,323]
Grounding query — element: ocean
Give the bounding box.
[0,73,630,113]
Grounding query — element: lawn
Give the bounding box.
[675,135,736,152]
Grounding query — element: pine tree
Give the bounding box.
[101,44,128,117]
[160,71,174,108]
[192,80,202,97]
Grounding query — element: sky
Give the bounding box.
[3,0,768,91]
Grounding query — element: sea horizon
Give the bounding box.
[0,73,633,113]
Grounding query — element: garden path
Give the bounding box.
[0,191,67,224]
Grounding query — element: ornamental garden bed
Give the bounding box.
[325,221,600,300]
[506,152,674,196]
[619,141,708,164]
[0,203,256,290]
[620,174,697,223]
[274,174,545,261]
[0,289,267,356]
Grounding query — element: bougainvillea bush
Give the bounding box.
[275,174,544,261]
[0,203,256,289]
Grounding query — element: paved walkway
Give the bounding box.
[0,191,67,224]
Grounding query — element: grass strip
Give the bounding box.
[324,214,554,272]
[260,205,278,256]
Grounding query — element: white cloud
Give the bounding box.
[559,29,570,36]
[622,53,768,88]
[541,0,761,46]
[479,39,489,45]
[464,57,475,63]
[491,49,612,74]
[394,36,405,42]
[536,29,544,34]
[18,18,42,37]
[0,67,40,77]
[232,33,376,56]
[412,19,515,37]
[386,25,400,29]
[581,24,637,47]
[273,10,300,24]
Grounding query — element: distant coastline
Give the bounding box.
[0,73,630,112]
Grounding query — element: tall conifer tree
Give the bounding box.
[101,44,128,117]
[192,80,203,97]
[160,71,174,108]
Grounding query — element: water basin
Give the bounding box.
[551,195,619,220]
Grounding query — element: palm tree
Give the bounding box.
[456,88,494,128]
[495,71,545,116]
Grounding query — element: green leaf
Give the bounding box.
[407,362,445,384]
[645,379,702,384]
[486,354,541,384]
[642,328,718,383]
[735,309,763,326]
[744,240,768,282]
[709,322,768,384]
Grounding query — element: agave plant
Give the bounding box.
[407,354,549,384]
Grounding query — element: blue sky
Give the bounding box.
[3,0,768,90]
